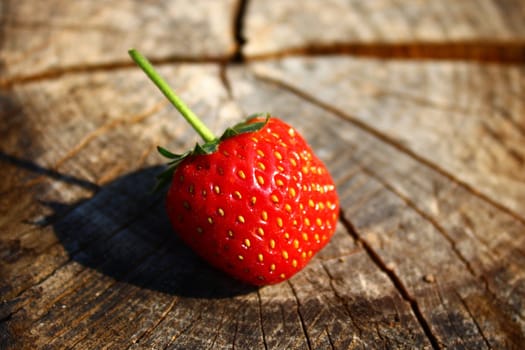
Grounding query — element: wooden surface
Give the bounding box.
[1,0,525,348]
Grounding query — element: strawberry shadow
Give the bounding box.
[46,166,257,298]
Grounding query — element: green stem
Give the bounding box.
[128,49,216,143]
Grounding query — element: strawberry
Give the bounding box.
[129,49,339,285]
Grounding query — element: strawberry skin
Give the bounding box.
[166,117,339,286]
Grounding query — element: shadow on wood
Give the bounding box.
[41,165,257,299]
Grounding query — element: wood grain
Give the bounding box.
[227,65,525,348]
[2,0,525,349]
[248,57,525,218]
[0,0,238,85]
[243,0,525,59]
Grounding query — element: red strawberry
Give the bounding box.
[129,50,339,286]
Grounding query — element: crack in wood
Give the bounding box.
[0,56,230,89]
[127,297,179,349]
[320,262,364,337]
[339,212,441,350]
[232,0,249,63]
[52,100,166,171]
[245,42,525,64]
[287,280,313,350]
[455,290,492,349]
[359,166,491,293]
[0,153,100,195]
[253,73,525,225]
[256,290,269,350]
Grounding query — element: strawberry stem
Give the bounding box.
[128,49,216,143]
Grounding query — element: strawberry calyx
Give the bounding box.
[153,113,270,192]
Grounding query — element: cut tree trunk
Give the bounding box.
[1,0,524,349]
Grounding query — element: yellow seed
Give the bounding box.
[271,132,280,139]
[280,273,286,279]
[282,251,289,259]
[304,218,311,226]
[238,215,245,223]
[289,188,296,197]
[293,239,299,249]
[214,185,220,194]
[271,194,279,203]
[257,149,265,157]
[270,239,276,249]
[238,170,246,179]
[302,166,309,174]
[316,218,323,226]
[302,233,308,241]
[293,220,298,226]
[251,196,257,205]
[270,264,276,271]
[277,166,284,172]
[288,128,295,137]
[228,230,234,237]
[276,179,284,186]
[310,167,317,174]
[234,191,242,199]
[202,189,207,197]
[257,176,265,186]
[290,158,297,167]
[258,254,264,262]
[274,151,283,160]
[284,204,292,213]
[238,255,244,261]
[300,202,305,210]
[218,208,225,216]
[292,259,298,268]
[308,250,313,257]
[257,227,264,236]
[244,238,251,248]
[314,234,320,241]
[257,162,266,170]
[208,217,214,224]
[308,199,315,208]
[301,252,307,259]
[251,137,259,143]
[284,232,290,239]
[319,202,325,210]
[322,235,327,241]
[277,217,283,227]
[262,211,268,221]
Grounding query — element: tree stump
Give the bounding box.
[1,0,525,348]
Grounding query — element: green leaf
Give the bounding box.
[220,114,270,141]
[157,146,182,159]
[193,141,219,155]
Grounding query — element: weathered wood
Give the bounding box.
[0,0,238,85]
[2,0,525,349]
[227,64,525,348]
[243,0,525,59]
[248,57,525,218]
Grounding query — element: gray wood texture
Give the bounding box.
[1,0,524,348]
